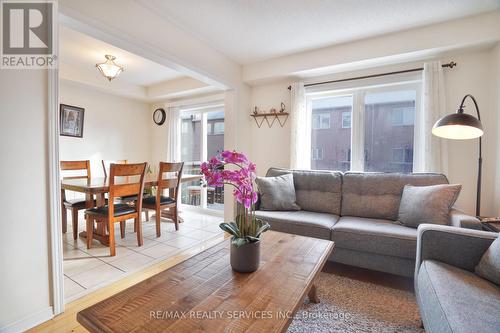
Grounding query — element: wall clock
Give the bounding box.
[153,108,166,125]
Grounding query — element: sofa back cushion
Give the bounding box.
[341,172,449,220]
[266,167,342,215]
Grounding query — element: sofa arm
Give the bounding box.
[449,207,481,230]
[415,224,497,276]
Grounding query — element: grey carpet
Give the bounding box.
[288,272,424,333]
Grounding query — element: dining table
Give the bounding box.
[61,173,203,246]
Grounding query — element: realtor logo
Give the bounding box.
[1,0,57,69]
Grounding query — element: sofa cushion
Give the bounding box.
[417,260,500,333]
[341,172,449,220]
[255,173,300,211]
[475,237,500,286]
[266,167,342,215]
[254,210,339,240]
[331,216,417,259]
[398,184,461,228]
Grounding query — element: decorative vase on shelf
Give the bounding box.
[201,150,270,273]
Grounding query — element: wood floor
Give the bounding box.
[28,234,226,333]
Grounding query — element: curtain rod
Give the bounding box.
[287,61,456,90]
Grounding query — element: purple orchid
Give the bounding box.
[203,150,270,246]
[201,150,257,209]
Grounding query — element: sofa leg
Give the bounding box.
[419,320,424,329]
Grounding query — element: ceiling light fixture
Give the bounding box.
[96,55,124,81]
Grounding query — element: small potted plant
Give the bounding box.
[201,150,270,273]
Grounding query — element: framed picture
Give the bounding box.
[60,104,85,138]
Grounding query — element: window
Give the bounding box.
[311,95,352,171]
[312,113,331,129]
[364,89,416,172]
[181,121,188,134]
[312,147,323,160]
[307,82,419,173]
[391,148,413,173]
[180,107,224,211]
[342,112,351,128]
[213,122,224,135]
[391,107,415,126]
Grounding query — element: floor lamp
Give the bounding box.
[432,94,484,217]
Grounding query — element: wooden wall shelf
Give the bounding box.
[251,112,289,128]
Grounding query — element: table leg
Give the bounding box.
[95,193,106,235]
[83,193,94,248]
[308,283,320,304]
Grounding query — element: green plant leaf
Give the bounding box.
[228,222,241,237]
[232,237,248,247]
[255,222,270,238]
[219,222,239,237]
[246,236,260,242]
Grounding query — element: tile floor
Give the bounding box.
[63,210,224,302]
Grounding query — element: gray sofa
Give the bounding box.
[255,168,481,277]
[415,224,499,333]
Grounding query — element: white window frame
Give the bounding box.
[306,76,421,172]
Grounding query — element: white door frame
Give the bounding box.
[48,10,232,316]
[47,10,64,315]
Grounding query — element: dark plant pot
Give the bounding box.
[230,240,260,273]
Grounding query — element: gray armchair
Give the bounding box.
[415,224,499,333]
[449,207,482,230]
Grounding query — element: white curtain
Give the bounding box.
[414,61,448,174]
[165,106,181,162]
[289,82,311,169]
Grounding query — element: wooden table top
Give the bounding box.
[77,231,334,333]
[61,174,202,194]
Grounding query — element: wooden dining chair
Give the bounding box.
[61,160,92,240]
[85,163,147,256]
[102,159,128,178]
[103,159,150,222]
[142,162,184,237]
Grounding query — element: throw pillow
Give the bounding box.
[475,237,500,286]
[397,184,462,228]
[256,173,300,211]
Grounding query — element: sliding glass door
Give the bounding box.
[180,107,224,212]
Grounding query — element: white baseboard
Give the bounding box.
[0,306,53,333]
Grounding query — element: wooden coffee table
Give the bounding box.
[77,231,334,332]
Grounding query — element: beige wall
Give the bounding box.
[249,81,292,176]
[248,48,500,216]
[59,82,152,178]
[0,71,52,330]
[445,49,497,216]
[493,43,500,216]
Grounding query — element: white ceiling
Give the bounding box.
[59,25,184,86]
[138,0,500,65]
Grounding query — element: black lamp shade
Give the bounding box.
[432,112,483,140]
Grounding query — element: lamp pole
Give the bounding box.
[457,94,482,217]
